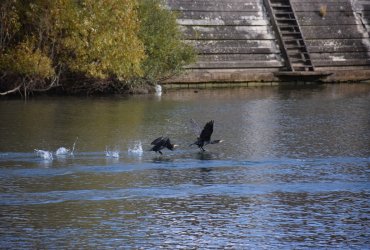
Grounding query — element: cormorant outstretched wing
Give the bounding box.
[151,137,166,145]
[189,118,202,136]
[199,120,214,142]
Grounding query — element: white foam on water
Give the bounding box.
[128,141,143,156]
[34,149,53,160]
[105,146,120,158]
[55,147,70,155]
[154,84,162,96]
[54,137,78,157]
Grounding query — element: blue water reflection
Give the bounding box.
[0,84,369,248]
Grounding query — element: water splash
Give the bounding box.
[55,137,78,156]
[34,149,53,160]
[128,141,143,156]
[55,147,70,155]
[155,84,162,96]
[105,146,120,158]
[71,137,78,155]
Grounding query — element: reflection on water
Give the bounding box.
[0,84,369,248]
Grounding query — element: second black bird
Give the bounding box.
[190,120,222,151]
[150,137,177,155]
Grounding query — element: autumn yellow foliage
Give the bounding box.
[60,0,146,79]
[0,41,54,79]
[0,0,195,95]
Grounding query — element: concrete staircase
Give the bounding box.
[264,0,314,72]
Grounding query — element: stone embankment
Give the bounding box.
[164,0,370,86]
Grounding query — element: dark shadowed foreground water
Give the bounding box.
[0,84,369,249]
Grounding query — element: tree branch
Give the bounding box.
[32,71,61,92]
[0,84,21,95]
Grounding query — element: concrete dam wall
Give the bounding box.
[164,0,370,84]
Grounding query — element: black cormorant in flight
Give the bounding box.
[190,119,223,151]
[150,137,177,155]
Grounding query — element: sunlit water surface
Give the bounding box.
[0,84,369,249]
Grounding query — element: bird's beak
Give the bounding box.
[174,144,179,148]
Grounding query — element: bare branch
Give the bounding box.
[0,84,21,95]
[32,75,59,92]
[32,67,63,93]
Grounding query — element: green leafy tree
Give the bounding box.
[60,0,146,79]
[0,40,54,78]
[0,0,196,96]
[1,0,146,95]
[0,0,20,50]
[0,39,55,96]
[137,0,196,81]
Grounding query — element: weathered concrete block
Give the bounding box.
[163,0,370,84]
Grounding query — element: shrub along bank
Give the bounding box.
[0,0,196,97]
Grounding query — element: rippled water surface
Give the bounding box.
[0,84,369,249]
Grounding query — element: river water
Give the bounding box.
[0,84,369,249]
